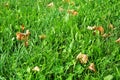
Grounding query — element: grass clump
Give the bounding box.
[0,0,120,80]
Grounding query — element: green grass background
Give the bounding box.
[0,0,120,80]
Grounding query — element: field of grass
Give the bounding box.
[0,0,120,80]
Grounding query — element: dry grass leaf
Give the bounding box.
[115,38,120,43]
[93,26,104,35]
[4,2,9,7]
[63,0,75,5]
[59,7,64,12]
[32,66,40,72]
[39,34,46,39]
[88,63,96,72]
[76,52,88,64]
[102,33,111,38]
[47,2,54,8]
[26,30,30,36]
[87,26,96,30]
[67,9,74,13]
[108,23,114,29]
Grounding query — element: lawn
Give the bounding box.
[0,0,120,80]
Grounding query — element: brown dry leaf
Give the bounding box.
[67,10,78,16]
[16,30,30,40]
[16,29,30,47]
[16,32,26,40]
[39,34,46,40]
[32,66,40,72]
[76,52,88,64]
[115,38,120,43]
[72,11,78,16]
[87,26,105,36]
[88,63,96,72]
[47,2,54,8]
[93,26,104,35]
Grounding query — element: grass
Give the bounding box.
[0,0,120,80]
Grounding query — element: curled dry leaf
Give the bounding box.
[32,66,40,72]
[16,29,30,47]
[115,38,120,43]
[47,2,54,8]
[93,26,104,35]
[87,26,104,34]
[88,63,96,72]
[76,53,88,64]
[39,34,46,40]
[16,30,30,40]
[16,32,26,40]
